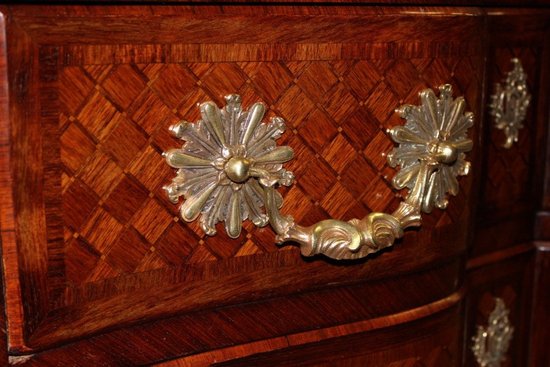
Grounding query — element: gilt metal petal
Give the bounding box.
[388,84,473,214]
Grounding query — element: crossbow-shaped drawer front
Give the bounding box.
[164,84,473,260]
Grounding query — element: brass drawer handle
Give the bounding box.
[490,58,530,148]
[164,84,473,260]
[472,297,514,367]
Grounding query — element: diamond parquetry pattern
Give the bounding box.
[58,57,477,285]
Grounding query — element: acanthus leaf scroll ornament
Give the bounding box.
[490,58,531,149]
[472,297,514,367]
[164,84,473,260]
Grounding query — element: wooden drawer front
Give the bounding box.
[201,297,464,367]
[474,11,550,256]
[465,250,534,367]
[529,243,550,367]
[0,6,482,352]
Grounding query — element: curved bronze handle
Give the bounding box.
[164,84,473,260]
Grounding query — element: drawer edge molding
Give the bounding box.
[164,84,474,260]
[155,286,466,367]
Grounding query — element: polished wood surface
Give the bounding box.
[209,297,464,367]
[1,5,482,355]
[473,10,550,257]
[467,11,550,367]
[466,246,534,367]
[8,0,550,5]
[0,3,548,367]
[155,291,464,366]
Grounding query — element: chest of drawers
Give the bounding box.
[0,3,549,366]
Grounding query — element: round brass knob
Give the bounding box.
[224,157,251,183]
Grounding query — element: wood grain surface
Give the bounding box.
[465,246,534,367]
[529,243,550,367]
[5,0,550,5]
[155,289,465,367]
[206,294,465,367]
[0,5,483,356]
[473,11,550,256]
[1,4,549,367]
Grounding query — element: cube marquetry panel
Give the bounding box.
[58,57,477,287]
